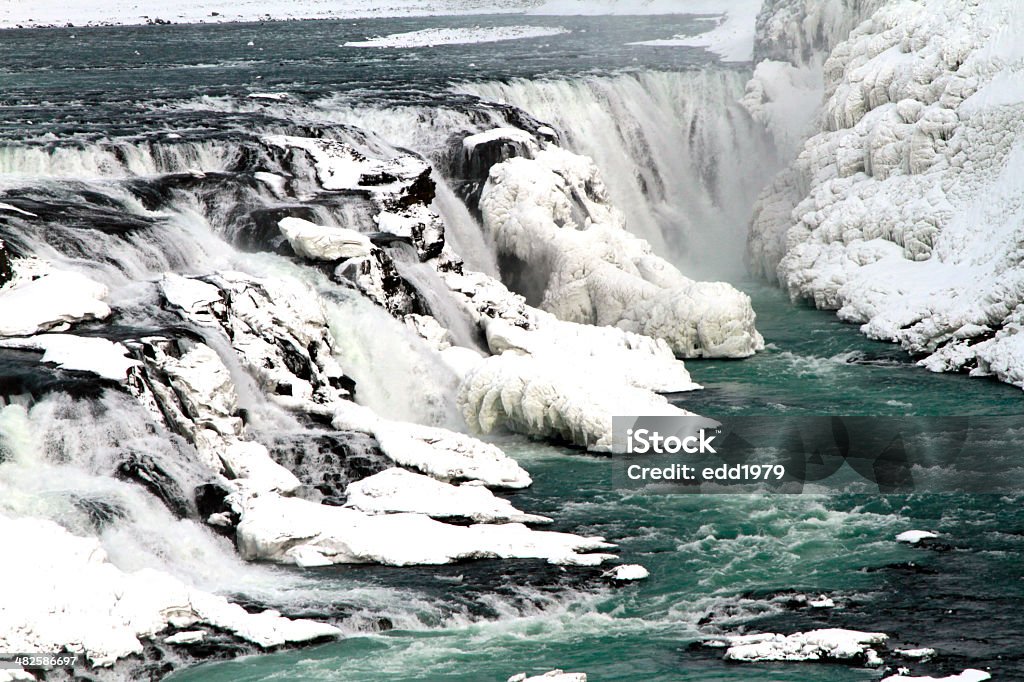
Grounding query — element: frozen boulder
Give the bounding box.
[278,216,372,261]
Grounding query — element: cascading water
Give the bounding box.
[457,70,781,278]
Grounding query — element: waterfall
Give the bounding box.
[457,70,780,279]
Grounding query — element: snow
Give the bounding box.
[278,216,373,261]
[881,671,991,682]
[0,1,539,29]
[343,467,551,523]
[748,0,1024,391]
[627,0,762,62]
[234,492,615,567]
[603,564,649,581]
[479,140,764,358]
[463,126,540,151]
[894,648,937,659]
[344,26,569,48]
[458,351,689,451]
[508,671,587,682]
[0,202,36,217]
[0,514,339,668]
[0,669,35,682]
[896,530,939,544]
[333,401,533,488]
[711,628,888,664]
[0,260,111,337]
[0,334,139,381]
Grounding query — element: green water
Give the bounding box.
[171,284,1024,682]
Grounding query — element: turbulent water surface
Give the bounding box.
[1,13,1021,682]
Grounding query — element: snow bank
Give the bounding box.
[278,216,372,261]
[881,671,990,682]
[344,26,569,48]
[479,140,764,358]
[235,492,615,567]
[508,671,587,682]
[747,0,1024,389]
[0,334,139,380]
[0,514,338,668]
[709,628,887,665]
[0,0,541,29]
[603,564,649,581]
[0,260,110,336]
[458,352,689,451]
[627,0,762,62]
[896,530,938,544]
[344,467,550,523]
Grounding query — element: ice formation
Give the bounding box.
[896,530,939,544]
[747,0,1024,389]
[344,26,569,48]
[478,139,764,358]
[709,628,888,665]
[881,671,991,682]
[507,671,587,682]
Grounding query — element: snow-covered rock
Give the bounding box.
[343,467,550,523]
[0,514,338,668]
[508,671,587,682]
[0,668,35,682]
[479,142,764,358]
[894,647,937,659]
[458,352,690,452]
[747,0,1024,389]
[0,334,139,381]
[881,671,991,682]
[278,216,372,261]
[709,628,888,665]
[896,530,939,544]
[603,564,649,581]
[333,401,532,488]
[0,259,110,336]
[234,492,615,568]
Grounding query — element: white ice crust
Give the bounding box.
[343,467,551,523]
[626,0,762,62]
[235,492,614,568]
[0,514,339,668]
[344,26,569,48]
[881,671,991,682]
[711,628,888,664]
[508,671,587,682]
[0,260,111,336]
[603,564,650,581]
[748,0,1024,390]
[896,530,938,544]
[479,140,764,358]
[0,334,139,380]
[278,217,372,261]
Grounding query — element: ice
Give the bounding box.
[344,26,569,49]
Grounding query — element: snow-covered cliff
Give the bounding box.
[747,0,1024,388]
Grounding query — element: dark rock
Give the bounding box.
[0,239,12,288]
[117,453,193,519]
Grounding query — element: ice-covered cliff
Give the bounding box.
[746,0,1024,388]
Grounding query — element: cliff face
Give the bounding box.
[747,0,1024,388]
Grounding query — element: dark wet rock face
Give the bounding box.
[117,452,193,519]
[0,239,12,287]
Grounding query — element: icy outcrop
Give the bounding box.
[708,628,887,665]
[896,530,939,544]
[344,26,570,49]
[0,334,139,381]
[343,467,550,523]
[0,259,111,336]
[278,216,372,261]
[748,0,1024,388]
[235,492,614,568]
[479,141,764,358]
[459,352,689,452]
[603,564,650,581]
[881,672,990,682]
[0,514,339,668]
[508,671,587,682]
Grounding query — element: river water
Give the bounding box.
[1,13,1021,682]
